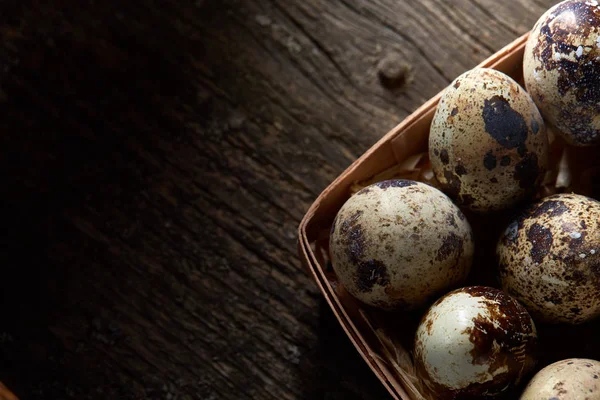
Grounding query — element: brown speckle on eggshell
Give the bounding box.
[414,286,537,399]
[524,0,600,146]
[521,358,600,399]
[429,68,549,212]
[497,193,600,324]
[329,179,474,310]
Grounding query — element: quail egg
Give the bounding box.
[329,179,474,310]
[524,0,600,146]
[430,68,548,212]
[521,358,600,399]
[498,193,600,324]
[414,286,537,398]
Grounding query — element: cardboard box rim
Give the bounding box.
[297,33,531,399]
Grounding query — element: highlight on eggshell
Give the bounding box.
[414,286,537,399]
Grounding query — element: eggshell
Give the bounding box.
[497,193,600,324]
[414,286,537,398]
[329,179,473,310]
[521,358,600,399]
[429,68,548,212]
[523,0,600,146]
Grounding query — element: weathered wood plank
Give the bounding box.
[0,0,556,398]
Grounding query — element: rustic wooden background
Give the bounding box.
[0,1,556,399]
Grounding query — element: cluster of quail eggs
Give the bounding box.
[329,1,600,398]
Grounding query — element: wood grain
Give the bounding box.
[0,0,556,398]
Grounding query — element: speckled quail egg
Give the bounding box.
[429,68,548,212]
[521,358,600,399]
[414,286,537,399]
[524,0,600,146]
[498,193,600,324]
[329,179,474,310]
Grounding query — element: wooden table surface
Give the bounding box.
[0,1,556,399]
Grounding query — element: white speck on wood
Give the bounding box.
[255,15,272,27]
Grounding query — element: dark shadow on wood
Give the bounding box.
[297,300,388,399]
[0,7,200,397]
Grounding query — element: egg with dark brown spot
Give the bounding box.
[497,194,600,324]
[329,179,474,310]
[521,358,600,399]
[524,0,600,146]
[429,68,549,212]
[414,286,537,399]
